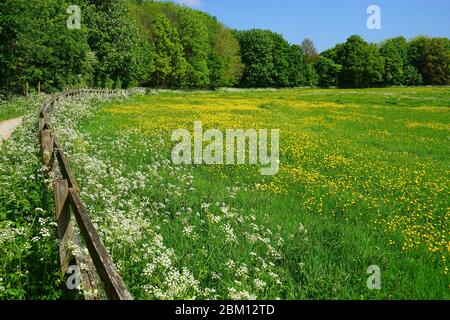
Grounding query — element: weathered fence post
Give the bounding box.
[54,179,72,271]
[40,129,53,168]
[54,180,71,239]
[54,179,103,300]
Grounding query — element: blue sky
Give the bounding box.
[170,0,450,52]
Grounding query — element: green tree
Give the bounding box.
[271,33,290,87]
[87,0,150,88]
[408,36,428,72]
[379,37,408,86]
[408,36,450,85]
[131,1,243,88]
[173,8,210,88]
[321,43,344,62]
[0,0,28,93]
[0,0,93,93]
[287,45,306,87]
[237,29,276,87]
[420,38,449,85]
[314,57,341,87]
[148,13,187,88]
[207,23,244,87]
[1,0,448,93]
[336,35,384,88]
[403,64,423,86]
[304,63,318,87]
[237,29,293,88]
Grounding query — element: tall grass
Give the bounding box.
[0,97,64,299]
[49,87,449,299]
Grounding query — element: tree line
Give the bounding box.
[0,0,449,95]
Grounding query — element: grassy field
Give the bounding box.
[0,97,35,122]
[0,96,66,300]
[50,87,449,300]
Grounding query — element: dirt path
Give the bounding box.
[0,117,22,142]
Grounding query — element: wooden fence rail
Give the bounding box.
[38,88,146,300]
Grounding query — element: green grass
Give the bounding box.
[52,87,449,300]
[0,96,65,300]
[0,96,37,122]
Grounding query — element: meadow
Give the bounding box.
[0,97,31,122]
[47,87,449,300]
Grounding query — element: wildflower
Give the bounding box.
[236,265,249,278]
[201,203,210,210]
[254,279,267,290]
[183,225,194,236]
[228,288,257,300]
[226,259,235,269]
[224,224,237,243]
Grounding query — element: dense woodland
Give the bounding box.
[0,0,449,95]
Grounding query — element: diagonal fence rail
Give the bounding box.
[38,88,146,300]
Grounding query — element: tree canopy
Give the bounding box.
[0,0,448,94]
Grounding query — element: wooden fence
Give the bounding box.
[38,88,146,300]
